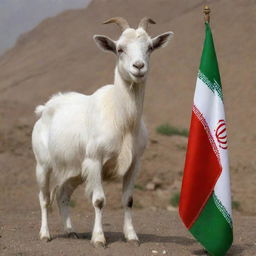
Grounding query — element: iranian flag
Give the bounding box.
[179,22,233,255]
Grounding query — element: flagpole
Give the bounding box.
[179,4,233,255]
[203,5,210,24]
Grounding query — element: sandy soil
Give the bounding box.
[0,0,256,215]
[0,135,255,255]
[1,207,256,256]
[0,0,256,255]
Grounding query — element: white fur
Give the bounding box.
[32,25,173,246]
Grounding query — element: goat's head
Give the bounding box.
[94,17,173,83]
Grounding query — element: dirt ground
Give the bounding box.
[0,129,255,255]
[0,0,256,215]
[1,206,256,256]
[0,0,256,255]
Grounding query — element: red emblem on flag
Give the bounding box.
[215,119,228,149]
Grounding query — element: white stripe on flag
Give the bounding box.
[194,77,232,217]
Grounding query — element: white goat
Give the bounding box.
[32,17,173,247]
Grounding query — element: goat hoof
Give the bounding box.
[93,241,106,248]
[41,236,51,242]
[68,232,79,239]
[128,239,140,247]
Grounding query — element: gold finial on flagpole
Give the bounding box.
[204,5,211,23]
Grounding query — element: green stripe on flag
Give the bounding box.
[199,23,223,101]
[189,193,233,256]
[213,193,233,228]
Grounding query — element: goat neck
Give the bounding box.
[113,67,145,132]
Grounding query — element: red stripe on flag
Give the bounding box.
[179,107,222,228]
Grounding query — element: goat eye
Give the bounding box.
[117,48,124,54]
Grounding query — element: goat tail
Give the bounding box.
[48,185,59,212]
[35,105,45,118]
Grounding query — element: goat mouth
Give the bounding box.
[131,72,145,78]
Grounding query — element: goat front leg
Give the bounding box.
[122,159,140,246]
[83,158,106,248]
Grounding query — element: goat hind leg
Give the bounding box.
[56,176,82,238]
[36,163,51,242]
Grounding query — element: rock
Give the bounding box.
[146,177,163,191]
[146,182,155,190]
[167,205,178,212]
[152,177,162,187]
[150,139,158,144]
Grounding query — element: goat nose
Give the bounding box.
[133,61,144,70]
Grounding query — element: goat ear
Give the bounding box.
[152,32,174,50]
[93,35,116,54]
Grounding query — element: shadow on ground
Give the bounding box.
[192,243,249,256]
[53,231,195,246]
